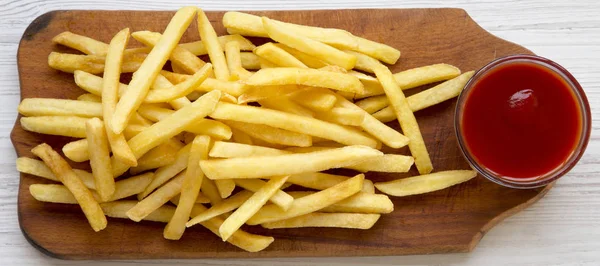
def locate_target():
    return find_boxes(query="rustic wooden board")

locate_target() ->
[12,9,552,259]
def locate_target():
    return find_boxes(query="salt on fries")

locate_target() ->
[18,7,476,252]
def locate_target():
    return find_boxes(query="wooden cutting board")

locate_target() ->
[12,8,552,259]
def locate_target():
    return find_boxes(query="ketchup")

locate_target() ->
[460,61,582,179]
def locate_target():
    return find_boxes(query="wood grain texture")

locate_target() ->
[12,8,551,259]
[1,1,599,265]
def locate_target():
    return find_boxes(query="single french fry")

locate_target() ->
[201,177,222,205]
[51,31,150,56]
[224,12,358,50]
[62,139,90,162]
[231,128,254,145]
[262,17,356,69]
[200,145,382,180]
[77,93,102,103]
[290,88,337,112]
[160,70,189,84]
[314,107,365,126]
[31,143,106,231]
[247,174,364,225]
[210,102,377,147]
[21,116,89,138]
[320,192,393,214]
[111,7,197,134]
[254,43,307,68]
[375,170,477,197]
[219,175,288,241]
[138,143,191,200]
[30,172,154,204]
[127,172,185,222]
[130,141,180,175]
[144,63,212,103]
[262,212,380,229]
[86,118,115,201]
[404,71,475,112]
[215,179,236,199]
[347,154,414,173]
[241,52,261,70]
[103,28,138,167]
[362,179,375,193]
[164,135,210,240]
[246,68,363,94]
[17,157,96,189]
[131,31,207,74]
[226,41,253,81]
[258,96,314,118]
[48,52,146,74]
[197,8,230,81]
[186,190,253,227]
[18,98,102,118]
[239,85,304,104]
[234,179,294,210]
[223,120,312,147]
[179,34,256,56]
[209,141,290,158]
[137,105,232,140]
[52,31,109,55]
[351,36,400,65]
[355,95,389,114]
[273,43,328,68]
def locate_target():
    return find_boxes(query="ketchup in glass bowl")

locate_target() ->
[455,55,591,188]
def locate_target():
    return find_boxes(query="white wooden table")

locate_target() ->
[1,0,599,265]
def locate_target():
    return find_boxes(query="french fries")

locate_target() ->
[102,28,138,167]
[86,118,115,201]
[131,31,207,74]
[210,102,378,147]
[226,41,253,81]
[262,17,356,70]
[219,175,289,241]
[254,43,308,68]
[22,8,481,252]
[198,8,230,81]
[223,120,312,147]
[234,179,294,210]
[164,135,210,240]
[111,7,197,134]
[186,190,253,226]
[21,116,89,138]
[18,98,102,118]
[31,143,107,231]
[179,34,256,56]
[209,141,289,158]
[200,145,382,180]
[262,213,380,229]
[247,174,364,225]
[375,170,478,197]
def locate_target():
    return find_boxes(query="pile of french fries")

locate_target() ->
[16,7,478,252]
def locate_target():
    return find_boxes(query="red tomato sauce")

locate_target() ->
[461,61,582,179]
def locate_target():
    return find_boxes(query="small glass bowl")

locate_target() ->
[454,54,591,189]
